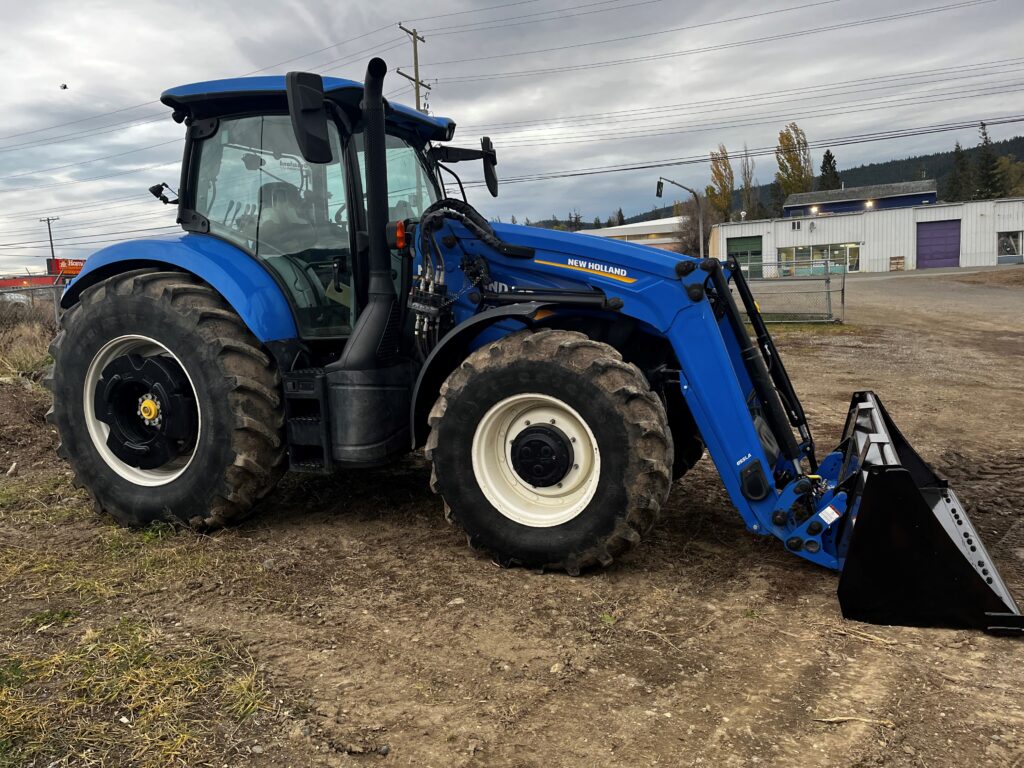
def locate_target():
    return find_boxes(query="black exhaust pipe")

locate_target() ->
[336,57,397,370]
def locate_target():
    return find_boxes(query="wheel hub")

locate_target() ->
[137,394,161,425]
[92,352,197,470]
[510,423,574,487]
[471,393,601,528]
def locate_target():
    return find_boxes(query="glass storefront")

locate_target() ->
[776,243,860,276]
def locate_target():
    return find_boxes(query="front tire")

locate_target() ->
[426,329,673,574]
[47,269,285,528]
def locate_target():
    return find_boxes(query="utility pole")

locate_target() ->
[398,24,430,112]
[39,216,59,260]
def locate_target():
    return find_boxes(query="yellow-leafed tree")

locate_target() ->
[705,144,734,221]
[774,122,814,198]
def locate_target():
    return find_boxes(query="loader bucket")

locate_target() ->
[835,392,1023,634]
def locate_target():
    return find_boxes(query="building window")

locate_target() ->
[998,231,1023,263]
[791,220,801,231]
[775,243,859,276]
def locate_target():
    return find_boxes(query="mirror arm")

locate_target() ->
[427,145,495,164]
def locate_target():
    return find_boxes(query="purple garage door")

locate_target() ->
[916,220,961,269]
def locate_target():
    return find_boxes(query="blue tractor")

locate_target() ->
[48,59,1021,633]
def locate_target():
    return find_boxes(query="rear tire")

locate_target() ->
[46,269,285,528]
[426,329,673,573]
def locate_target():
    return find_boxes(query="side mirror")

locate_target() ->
[481,136,498,198]
[285,71,333,164]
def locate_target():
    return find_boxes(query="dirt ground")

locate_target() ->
[1,266,1022,767]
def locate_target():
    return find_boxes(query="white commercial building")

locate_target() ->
[587,215,686,251]
[709,198,1024,276]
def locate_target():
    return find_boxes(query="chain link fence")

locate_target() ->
[0,285,62,374]
[735,260,846,323]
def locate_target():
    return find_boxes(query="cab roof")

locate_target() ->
[160,75,456,143]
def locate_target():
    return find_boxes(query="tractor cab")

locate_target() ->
[160,76,453,340]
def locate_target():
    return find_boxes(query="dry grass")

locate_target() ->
[947,265,1024,288]
[0,476,243,605]
[0,310,55,375]
[0,617,269,767]
[0,470,278,766]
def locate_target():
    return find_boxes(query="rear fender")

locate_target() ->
[61,234,298,342]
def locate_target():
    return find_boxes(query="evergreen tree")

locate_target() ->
[768,181,785,218]
[943,141,972,201]
[974,122,1006,200]
[510,214,517,224]
[818,149,841,190]
[593,216,602,228]
[615,207,625,226]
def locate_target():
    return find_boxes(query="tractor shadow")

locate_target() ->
[240,451,834,612]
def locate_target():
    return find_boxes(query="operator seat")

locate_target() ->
[258,181,315,254]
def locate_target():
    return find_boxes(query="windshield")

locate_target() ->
[354,132,439,220]
[192,115,353,338]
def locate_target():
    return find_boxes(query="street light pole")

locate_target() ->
[656,177,704,260]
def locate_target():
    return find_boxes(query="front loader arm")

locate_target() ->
[669,258,1021,633]
[667,260,835,564]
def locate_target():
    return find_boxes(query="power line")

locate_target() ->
[0,140,182,182]
[0,207,175,237]
[460,57,1024,132]
[0,194,157,222]
[238,24,396,76]
[494,80,1024,148]
[0,100,161,143]
[404,0,545,23]
[0,161,179,197]
[0,224,180,249]
[461,114,1024,187]
[418,0,843,67]
[421,0,653,35]
[0,113,168,155]
[0,229,183,254]
[434,0,997,83]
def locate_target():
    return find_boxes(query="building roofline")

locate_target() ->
[712,195,1024,230]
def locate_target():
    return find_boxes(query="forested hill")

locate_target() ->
[836,134,1024,188]
[608,134,1024,225]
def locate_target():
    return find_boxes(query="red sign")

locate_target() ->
[47,258,86,276]
[0,275,59,289]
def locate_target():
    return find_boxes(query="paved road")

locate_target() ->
[843,264,1022,331]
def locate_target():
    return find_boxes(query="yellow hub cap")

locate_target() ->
[139,399,159,421]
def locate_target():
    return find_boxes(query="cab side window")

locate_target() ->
[192,116,355,338]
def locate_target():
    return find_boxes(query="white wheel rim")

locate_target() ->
[471,393,601,527]
[82,334,201,487]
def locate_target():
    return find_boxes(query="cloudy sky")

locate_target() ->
[0,0,1021,273]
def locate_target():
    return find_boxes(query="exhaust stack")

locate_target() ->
[336,57,398,370]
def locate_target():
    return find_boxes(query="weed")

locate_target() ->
[0,616,269,767]
[20,608,77,631]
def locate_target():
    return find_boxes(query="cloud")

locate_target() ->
[0,0,1019,273]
